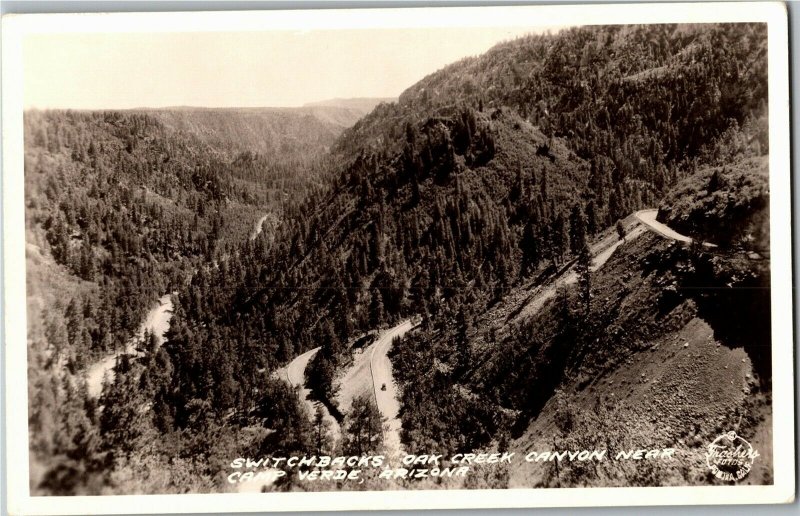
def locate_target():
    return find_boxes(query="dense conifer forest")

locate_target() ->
[25,23,771,493]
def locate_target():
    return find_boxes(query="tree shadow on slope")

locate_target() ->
[679,248,772,388]
[640,241,772,388]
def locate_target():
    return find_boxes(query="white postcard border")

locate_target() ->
[3,3,793,514]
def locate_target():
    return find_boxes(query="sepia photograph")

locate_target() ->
[2,3,793,514]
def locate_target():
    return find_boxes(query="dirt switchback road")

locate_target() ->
[515,224,646,322]
[86,294,173,398]
[280,319,417,460]
[635,208,718,248]
[250,214,269,241]
[516,208,707,323]
[369,319,418,461]
[635,209,693,242]
[280,346,341,444]
[285,347,320,388]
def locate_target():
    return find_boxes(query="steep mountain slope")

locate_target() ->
[391,173,770,488]
[657,156,769,250]
[192,22,768,411]
[505,211,770,487]
[29,22,771,494]
[339,24,766,174]
[23,106,362,495]
[25,109,242,494]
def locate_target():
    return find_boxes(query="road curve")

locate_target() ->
[86,294,173,398]
[278,319,418,459]
[635,209,717,248]
[281,346,341,445]
[285,347,320,388]
[518,209,708,323]
[516,224,646,322]
[635,209,692,242]
[250,214,269,241]
[369,319,418,460]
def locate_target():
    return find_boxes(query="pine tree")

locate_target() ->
[551,213,568,265]
[344,394,384,455]
[64,298,83,349]
[99,365,146,456]
[313,405,333,456]
[568,204,587,256]
[369,291,385,328]
[616,220,626,241]
[454,307,471,374]
[585,200,598,235]
[708,168,722,192]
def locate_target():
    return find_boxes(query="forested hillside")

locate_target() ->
[160,22,767,440]
[657,156,769,250]
[26,23,771,494]
[24,107,355,494]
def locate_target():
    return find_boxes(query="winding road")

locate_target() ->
[634,209,692,242]
[250,214,269,241]
[515,223,647,322]
[516,208,703,322]
[636,209,717,248]
[86,294,174,398]
[285,347,320,388]
[281,319,417,459]
[369,320,418,460]
[280,346,341,444]
[275,209,706,464]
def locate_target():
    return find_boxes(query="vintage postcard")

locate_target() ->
[2,3,793,514]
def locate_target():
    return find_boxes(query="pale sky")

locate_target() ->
[24,27,560,109]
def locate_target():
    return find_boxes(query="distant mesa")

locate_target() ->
[304,97,397,113]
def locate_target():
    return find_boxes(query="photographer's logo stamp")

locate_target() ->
[706,431,759,481]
